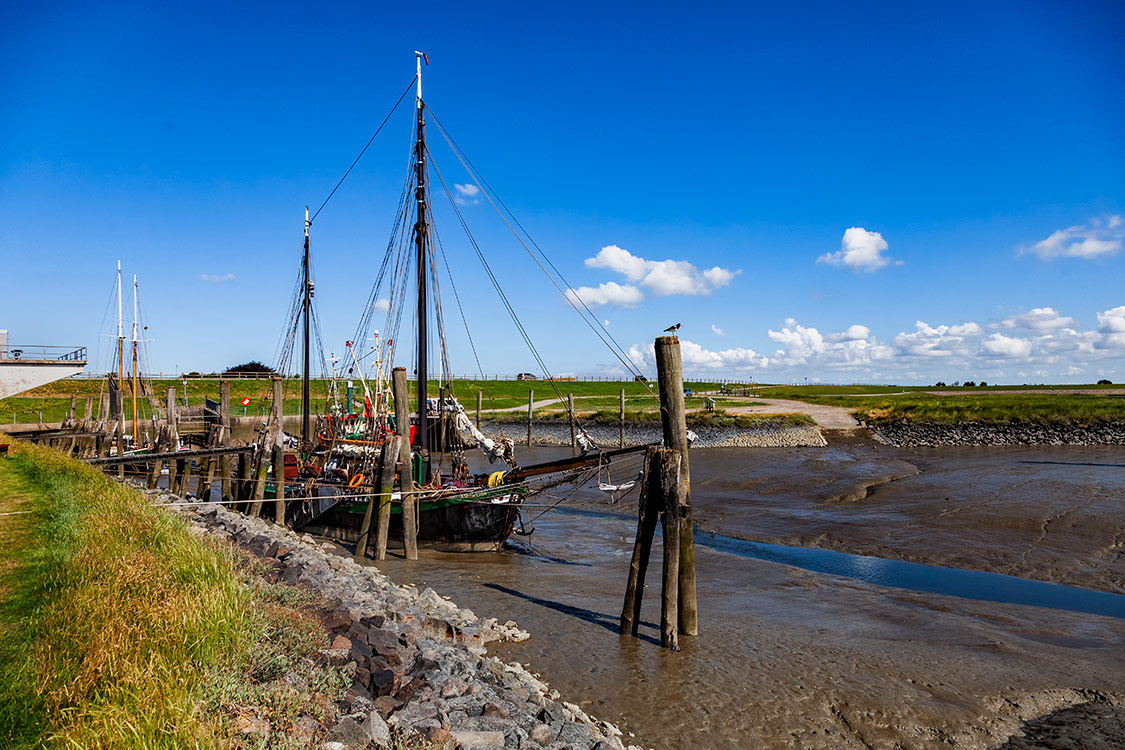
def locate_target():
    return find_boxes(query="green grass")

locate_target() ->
[790,393,1124,424]
[0,438,355,748]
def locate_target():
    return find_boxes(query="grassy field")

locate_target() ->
[0,438,355,748]
[6,377,1122,425]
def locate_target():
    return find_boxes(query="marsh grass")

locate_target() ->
[0,438,351,748]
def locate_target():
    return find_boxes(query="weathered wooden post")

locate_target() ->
[236,451,252,510]
[526,388,534,446]
[568,393,576,447]
[655,335,697,637]
[85,396,93,420]
[115,386,126,479]
[220,379,232,502]
[271,443,285,524]
[68,396,76,421]
[657,448,682,650]
[166,387,179,451]
[146,426,165,489]
[619,388,626,448]
[272,376,284,448]
[620,447,657,636]
[248,447,267,518]
[356,436,396,561]
[392,367,417,560]
[476,390,482,429]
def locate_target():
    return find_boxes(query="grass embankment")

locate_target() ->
[2,378,735,424]
[0,438,349,748]
[765,390,1124,425]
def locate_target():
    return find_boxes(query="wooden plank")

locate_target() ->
[657,448,681,650]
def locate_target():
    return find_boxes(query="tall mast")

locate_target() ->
[302,206,311,446]
[116,260,124,396]
[413,51,429,454]
[131,274,139,446]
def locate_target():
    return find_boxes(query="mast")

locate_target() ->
[302,206,311,446]
[413,51,429,454]
[116,260,124,410]
[131,274,139,446]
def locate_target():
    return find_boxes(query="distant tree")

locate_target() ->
[934,381,947,387]
[1098,378,1112,385]
[979,381,988,387]
[223,360,276,375]
[963,381,976,387]
[953,381,961,387]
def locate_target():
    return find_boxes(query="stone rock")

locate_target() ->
[282,671,307,689]
[371,668,399,697]
[373,695,402,716]
[453,729,506,749]
[529,723,553,746]
[325,610,355,632]
[440,677,469,698]
[331,634,353,650]
[363,710,392,746]
[291,715,319,744]
[423,725,457,749]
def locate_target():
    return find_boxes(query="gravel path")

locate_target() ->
[718,397,860,429]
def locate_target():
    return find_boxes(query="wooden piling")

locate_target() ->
[620,447,658,636]
[655,335,697,637]
[146,426,165,489]
[68,396,76,421]
[619,388,626,448]
[526,388,534,446]
[271,376,284,448]
[236,451,252,509]
[85,396,93,420]
[657,448,682,650]
[220,380,232,502]
[356,435,396,561]
[568,393,576,447]
[248,447,267,517]
[271,443,285,524]
[476,390,482,429]
[114,387,126,479]
[392,367,417,560]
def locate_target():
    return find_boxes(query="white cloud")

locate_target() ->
[585,245,739,297]
[454,183,481,205]
[818,227,896,272]
[565,282,643,308]
[995,307,1076,331]
[603,319,610,327]
[893,320,981,358]
[200,273,235,282]
[373,298,390,313]
[1096,306,1125,350]
[981,333,1032,358]
[1023,215,1124,260]
[711,325,724,336]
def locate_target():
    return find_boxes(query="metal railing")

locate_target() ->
[0,345,87,362]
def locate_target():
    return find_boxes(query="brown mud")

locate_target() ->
[369,445,1124,749]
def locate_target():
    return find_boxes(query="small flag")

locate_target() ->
[422,53,429,66]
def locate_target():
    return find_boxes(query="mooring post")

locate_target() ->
[357,436,397,561]
[166,386,179,450]
[619,388,626,448]
[568,393,576,447]
[146,426,165,489]
[620,447,658,636]
[220,379,232,502]
[68,396,76,422]
[655,334,697,636]
[115,386,126,478]
[85,396,93,420]
[392,367,418,560]
[236,451,252,510]
[248,446,267,517]
[527,388,534,446]
[271,376,284,448]
[271,443,285,524]
[476,390,482,429]
[657,448,682,650]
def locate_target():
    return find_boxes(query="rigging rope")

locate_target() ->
[309,75,417,225]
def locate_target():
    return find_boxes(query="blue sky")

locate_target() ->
[2,0,1123,384]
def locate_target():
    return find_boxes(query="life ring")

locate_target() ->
[348,473,365,488]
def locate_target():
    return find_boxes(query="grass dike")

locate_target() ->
[0,438,355,748]
[0,438,643,750]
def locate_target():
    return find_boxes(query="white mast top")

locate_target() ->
[116,260,123,340]
[132,275,138,342]
[415,50,423,105]
[305,205,310,237]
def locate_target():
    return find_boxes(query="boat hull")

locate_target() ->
[290,487,523,552]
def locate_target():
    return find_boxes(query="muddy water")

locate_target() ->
[372,446,1125,749]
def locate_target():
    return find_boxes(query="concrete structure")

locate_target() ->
[0,332,87,398]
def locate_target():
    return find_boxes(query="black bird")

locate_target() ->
[664,323,682,332]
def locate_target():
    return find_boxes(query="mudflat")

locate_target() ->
[372,445,1125,749]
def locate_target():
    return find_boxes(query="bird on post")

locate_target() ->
[664,323,682,332]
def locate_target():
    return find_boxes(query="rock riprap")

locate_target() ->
[167,494,644,750]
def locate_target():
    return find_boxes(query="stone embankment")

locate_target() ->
[483,420,826,448]
[875,420,1125,447]
[167,494,644,750]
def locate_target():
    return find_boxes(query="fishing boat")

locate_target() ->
[277,53,649,551]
